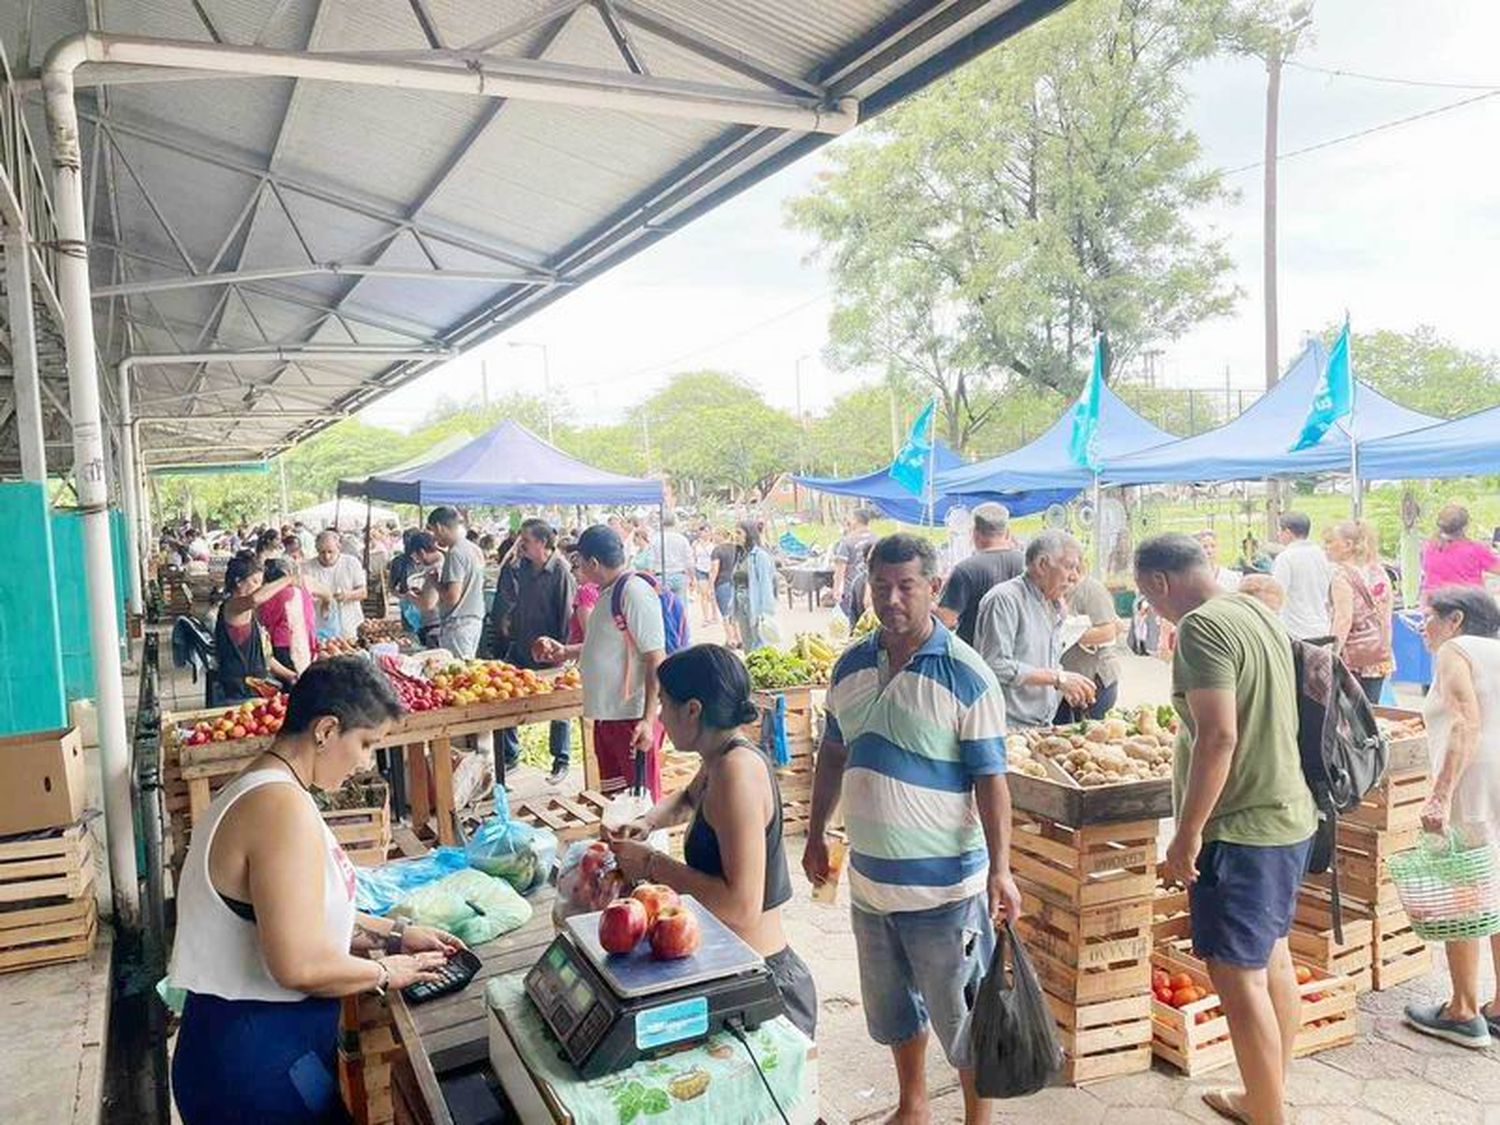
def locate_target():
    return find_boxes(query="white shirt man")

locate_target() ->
[1271,514,1333,641]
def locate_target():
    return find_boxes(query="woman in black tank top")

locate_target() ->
[606,645,817,1039]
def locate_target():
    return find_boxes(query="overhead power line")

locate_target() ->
[1224,89,1500,176]
[1286,60,1500,92]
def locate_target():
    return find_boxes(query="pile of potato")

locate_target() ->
[1011,706,1178,787]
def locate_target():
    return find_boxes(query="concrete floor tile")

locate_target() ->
[1285,1058,1366,1106]
[1421,1053,1500,1102]
[1356,1078,1484,1125]
[1290,1107,1399,1125]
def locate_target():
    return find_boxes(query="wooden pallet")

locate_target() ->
[1044,990,1152,1085]
[0,825,99,974]
[1343,768,1431,833]
[1372,908,1432,990]
[323,804,392,868]
[1150,949,1234,1076]
[511,790,609,845]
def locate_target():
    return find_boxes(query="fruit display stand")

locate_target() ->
[172,682,588,850]
[1012,812,1161,1084]
[0,823,99,975]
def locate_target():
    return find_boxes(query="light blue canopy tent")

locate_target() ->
[935,381,1177,498]
[794,444,1072,524]
[1357,404,1500,480]
[1101,341,1443,486]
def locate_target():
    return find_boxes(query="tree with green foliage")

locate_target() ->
[633,371,799,501]
[1330,324,1500,420]
[787,0,1239,452]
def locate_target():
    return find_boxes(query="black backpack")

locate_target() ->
[1290,639,1388,941]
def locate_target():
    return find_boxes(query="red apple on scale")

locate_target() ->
[649,905,702,961]
[598,898,649,955]
[630,883,680,928]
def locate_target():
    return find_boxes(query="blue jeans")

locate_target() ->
[850,894,994,1068]
[499,720,571,770]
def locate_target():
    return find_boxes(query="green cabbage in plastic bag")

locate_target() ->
[389,868,533,946]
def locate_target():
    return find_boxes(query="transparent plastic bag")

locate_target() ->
[971,924,1064,1099]
[465,785,558,895]
[552,838,628,927]
[354,847,469,915]
[390,868,533,946]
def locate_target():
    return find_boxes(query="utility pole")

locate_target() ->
[509,341,554,442]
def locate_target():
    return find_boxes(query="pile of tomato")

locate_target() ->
[1153,968,1223,1025]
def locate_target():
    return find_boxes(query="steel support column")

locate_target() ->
[115,361,144,614]
[4,227,47,481]
[43,40,139,926]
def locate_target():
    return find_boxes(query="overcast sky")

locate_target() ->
[359,0,1500,434]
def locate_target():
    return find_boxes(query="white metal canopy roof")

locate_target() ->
[0,0,1065,473]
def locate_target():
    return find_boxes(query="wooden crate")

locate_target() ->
[1373,706,1428,775]
[1045,991,1153,1085]
[1294,964,1359,1057]
[1343,768,1431,833]
[511,790,610,845]
[1290,897,1374,993]
[1008,771,1173,827]
[750,687,818,760]
[323,804,393,868]
[1372,907,1432,991]
[1153,886,1192,946]
[1303,824,1420,914]
[0,824,99,974]
[659,750,699,798]
[1150,949,1233,1076]
[1011,815,1159,911]
[339,993,402,1125]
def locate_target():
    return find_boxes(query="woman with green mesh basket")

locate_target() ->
[1398,586,1500,1049]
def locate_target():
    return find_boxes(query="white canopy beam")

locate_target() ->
[93,262,559,298]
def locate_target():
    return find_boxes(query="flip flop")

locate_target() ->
[1202,1089,1251,1124]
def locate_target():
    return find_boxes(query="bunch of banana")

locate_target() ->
[793,633,838,683]
[851,606,879,640]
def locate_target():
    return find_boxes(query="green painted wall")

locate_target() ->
[0,483,68,733]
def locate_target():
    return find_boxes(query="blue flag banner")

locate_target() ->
[889,399,938,497]
[1068,337,1105,471]
[1291,320,1352,452]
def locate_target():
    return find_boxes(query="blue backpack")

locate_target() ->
[611,571,690,656]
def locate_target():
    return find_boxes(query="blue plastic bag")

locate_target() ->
[355,847,469,915]
[760,694,790,766]
[465,785,557,895]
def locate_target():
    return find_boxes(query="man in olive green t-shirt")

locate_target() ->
[1136,533,1315,1125]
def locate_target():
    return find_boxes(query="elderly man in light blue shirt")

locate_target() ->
[975,530,1097,727]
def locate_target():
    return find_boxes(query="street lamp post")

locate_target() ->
[508,340,554,442]
[794,354,811,515]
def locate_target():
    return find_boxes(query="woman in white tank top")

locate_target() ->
[1405,587,1500,1050]
[169,657,462,1124]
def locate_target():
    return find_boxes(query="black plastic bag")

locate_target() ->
[970,923,1064,1099]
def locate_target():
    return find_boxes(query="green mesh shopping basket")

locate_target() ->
[1387,831,1500,942]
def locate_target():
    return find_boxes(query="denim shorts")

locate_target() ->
[1190,837,1314,969]
[850,895,993,1068]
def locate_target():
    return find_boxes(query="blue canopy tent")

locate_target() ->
[1357,405,1500,481]
[793,443,1067,524]
[340,419,663,507]
[935,381,1177,498]
[1102,341,1443,486]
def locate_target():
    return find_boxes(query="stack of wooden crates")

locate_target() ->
[1296,709,1432,992]
[0,728,98,974]
[1012,812,1161,1084]
[749,686,818,836]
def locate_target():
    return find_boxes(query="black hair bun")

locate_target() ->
[735,700,760,726]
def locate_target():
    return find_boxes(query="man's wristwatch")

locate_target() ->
[384,920,407,956]
[1052,669,1064,688]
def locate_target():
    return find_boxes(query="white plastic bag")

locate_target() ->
[602,792,670,853]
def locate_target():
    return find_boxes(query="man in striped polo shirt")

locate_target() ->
[804,534,1020,1125]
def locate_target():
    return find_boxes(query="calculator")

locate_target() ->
[402,949,482,1005]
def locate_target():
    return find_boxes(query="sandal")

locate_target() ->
[1202,1089,1251,1124]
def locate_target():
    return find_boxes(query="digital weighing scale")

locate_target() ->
[522,896,784,1079]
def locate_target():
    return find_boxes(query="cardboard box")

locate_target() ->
[0,727,86,836]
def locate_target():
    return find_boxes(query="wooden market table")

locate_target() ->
[388,892,559,1125]
[175,686,591,847]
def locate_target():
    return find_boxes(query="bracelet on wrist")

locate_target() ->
[372,960,390,996]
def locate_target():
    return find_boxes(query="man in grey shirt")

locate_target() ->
[647,512,696,600]
[427,506,487,658]
[975,530,1096,727]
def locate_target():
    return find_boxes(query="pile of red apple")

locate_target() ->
[598,883,702,961]
[181,695,287,745]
